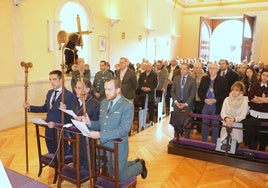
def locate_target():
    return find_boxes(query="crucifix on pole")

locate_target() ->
[57,14,92,73]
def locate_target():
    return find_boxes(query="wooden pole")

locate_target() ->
[60,42,67,124]
[72,64,92,187]
[60,63,66,124]
[225,127,232,156]
[20,61,33,173]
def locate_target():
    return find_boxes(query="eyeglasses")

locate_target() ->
[208,67,218,70]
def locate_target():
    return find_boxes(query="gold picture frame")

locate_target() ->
[98,36,106,51]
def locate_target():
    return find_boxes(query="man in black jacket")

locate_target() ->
[218,59,239,93]
[198,63,228,143]
[137,62,158,124]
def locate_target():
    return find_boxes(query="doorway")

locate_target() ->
[210,20,243,63]
[199,15,255,63]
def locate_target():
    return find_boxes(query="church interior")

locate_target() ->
[1,0,268,187]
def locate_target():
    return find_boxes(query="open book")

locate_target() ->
[59,108,77,118]
[71,119,91,137]
[30,118,48,125]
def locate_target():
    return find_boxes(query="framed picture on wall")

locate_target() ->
[98,36,106,51]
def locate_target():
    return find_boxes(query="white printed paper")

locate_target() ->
[71,119,90,137]
[59,109,77,118]
[0,160,12,188]
[30,118,48,125]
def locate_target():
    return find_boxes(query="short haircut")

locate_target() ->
[180,62,190,69]
[208,62,219,69]
[157,60,163,64]
[49,70,62,79]
[100,60,108,66]
[106,77,122,89]
[260,68,268,74]
[120,57,128,62]
[219,59,229,65]
[231,81,246,94]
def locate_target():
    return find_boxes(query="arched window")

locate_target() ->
[60,2,88,62]
[55,0,94,69]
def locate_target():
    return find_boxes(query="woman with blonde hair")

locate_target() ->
[220,81,248,145]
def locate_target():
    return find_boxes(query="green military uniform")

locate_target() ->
[93,70,113,101]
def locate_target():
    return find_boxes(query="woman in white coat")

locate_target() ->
[220,81,248,145]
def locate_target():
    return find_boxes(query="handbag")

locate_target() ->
[180,111,193,129]
[169,111,193,129]
[215,136,238,154]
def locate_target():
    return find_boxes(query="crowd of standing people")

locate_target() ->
[23,56,268,182]
[68,57,268,152]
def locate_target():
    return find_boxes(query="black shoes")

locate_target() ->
[135,158,147,179]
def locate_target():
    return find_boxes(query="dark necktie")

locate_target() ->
[51,90,58,106]
[179,76,186,101]
[107,101,113,113]
[182,76,186,86]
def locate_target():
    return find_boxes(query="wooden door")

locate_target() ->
[241,14,255,61]
[198,17,212,60]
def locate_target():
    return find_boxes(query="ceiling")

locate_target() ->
[180,0,222,3]
[173,0,268,8]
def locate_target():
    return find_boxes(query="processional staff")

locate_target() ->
[21,61,33,173]
[60,56,67,124]
[72,64,92,187]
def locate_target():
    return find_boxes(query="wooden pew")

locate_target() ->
[133,94,150,133]
[168,113,268,173]
[155,90,166,122]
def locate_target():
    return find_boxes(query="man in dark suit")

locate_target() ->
[137,62,158,124]
[115,57,138,102]
[166,58,180,114]
[170,63,197,141]
[69,78,100,170]
[84,77,147,181]
[23,70,75,155]
[218,59,239,93]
